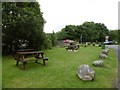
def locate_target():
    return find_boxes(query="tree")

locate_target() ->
[51,31,57,46]
[2,2,45,54]
[57,25,78,40]
[80,22,97,42]
[95,23,109,42]
[109,30,118,42]
[56,28,68,40]
[57,21,109,42]
[118,30,120,44]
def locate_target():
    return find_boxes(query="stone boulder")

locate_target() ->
[99,53,107,59]
[93,60,104,67]
[102,49,109,55]
[77,64,95,81]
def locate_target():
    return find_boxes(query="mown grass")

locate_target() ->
[2,46,118,88]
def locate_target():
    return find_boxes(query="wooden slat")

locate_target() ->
[16,51,44,55]
[15,49,35,52]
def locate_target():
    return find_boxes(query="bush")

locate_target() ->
[102,44,105,49]
[44,39,52,49]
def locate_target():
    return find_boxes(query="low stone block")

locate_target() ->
[99,53,107,59]
[93,60,104,67]
[77,64,95,81]
[102,49,109,55]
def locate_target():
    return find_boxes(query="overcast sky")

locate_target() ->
[38,0,119,33]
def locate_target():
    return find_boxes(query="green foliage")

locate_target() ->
[101,43,105,49]
[43,35,52,49]
[51,31,57,46]
[2,2,46,54]
[109,30,118,42]
[56,29,68,40]
[46,31,57,47]
[57,21,109,42]
[118,30,120,44]
[94,23,109,42]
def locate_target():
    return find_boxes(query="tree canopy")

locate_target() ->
[109,30,119,43]
[57,21,109,42]
[2,2,46,54]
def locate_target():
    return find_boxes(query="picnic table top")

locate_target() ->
[16,51,44,55]
[15,49,36,52]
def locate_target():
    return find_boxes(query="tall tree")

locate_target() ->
[95,23,109,42]
[2,2,45,54]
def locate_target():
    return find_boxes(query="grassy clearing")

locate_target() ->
[2,46,118,88]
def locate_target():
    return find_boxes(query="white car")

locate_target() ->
[104,41,114,45]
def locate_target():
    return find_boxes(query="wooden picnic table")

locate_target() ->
[15,51,48,70]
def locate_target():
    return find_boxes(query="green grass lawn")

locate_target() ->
[2,46,118,88]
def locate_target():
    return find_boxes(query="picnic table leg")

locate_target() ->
[35,60,38,63]
[16,60,19,66]
[23,62,27,70]
[35,53,40,63]
[43,60,45,66]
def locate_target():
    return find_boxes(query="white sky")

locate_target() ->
[38,0,119,33]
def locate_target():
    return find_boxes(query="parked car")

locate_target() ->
[104,41,114,45]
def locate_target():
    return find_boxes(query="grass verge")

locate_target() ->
[2,46,118,88]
